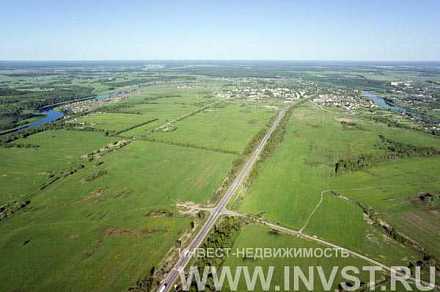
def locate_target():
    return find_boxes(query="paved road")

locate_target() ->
[158,104,291,292]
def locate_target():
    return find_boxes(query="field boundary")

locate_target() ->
[150,100,221,134]
[256,219,438,289]
[157,103,293,291]
[138,137,239,155]
[113,118,158,135]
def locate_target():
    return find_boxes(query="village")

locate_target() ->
[312,89,376,111]
[59,89,131,114]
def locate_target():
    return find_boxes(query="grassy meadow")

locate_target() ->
[328,157,440,258]
[221,224,401,291]
[150,102,276,154]
[0,140,236,291]
[232,102,440,267]
[74,86,219,135]
[0,130,115,203]
[1,79,439,291]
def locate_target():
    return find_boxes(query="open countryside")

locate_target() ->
[1,1,440,291]
[1,61,439,291]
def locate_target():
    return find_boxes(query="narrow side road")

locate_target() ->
[158,103,292,292]
[258,219,438,290]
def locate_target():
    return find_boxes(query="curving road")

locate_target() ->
[158,103,292,292]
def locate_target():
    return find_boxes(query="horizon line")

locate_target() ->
[1,59,440,63]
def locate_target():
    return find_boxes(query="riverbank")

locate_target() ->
[0,109,64,136]
[363,90,405,113]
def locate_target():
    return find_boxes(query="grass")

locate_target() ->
[15,113,46,126]
[0,83,252,291]
[221,224,393,292]
[149,102,276,154]
[75,86,218,135]
[0,129,115,203]
[304,193,420,265]
[0,140,236,291]
[233,102,440,267]
[75,112,159,133]
[129,86,216,105]
[329,157,440,258]
[2,85,438,291]
[120,103,200,136]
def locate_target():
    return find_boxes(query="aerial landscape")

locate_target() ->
[1,1,439,292]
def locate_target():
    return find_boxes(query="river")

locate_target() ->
[0,109,65,136]
[362,90,405,113]
[28,109,64,128]
[1,92,118,136]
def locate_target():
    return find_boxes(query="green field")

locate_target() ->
[221,224,402,291]
[124,85,219,105]
[0,83,285,291]
[1,60,440,292]
[329,157,440,259]
[74,86,219,135]
[150,102,276,153]
[0,140,236,291]
[232,102,440,268]
[75,112,160,133]
[0,130,115,203]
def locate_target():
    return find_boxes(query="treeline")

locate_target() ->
[334,135,440,174]
[0,199,31,222]
[63,123,107,134]
[417,192,440,208]
[371,115,414,131]
[113,119,158,136]
[130,217,242,292]
[81,139,131,162]
[261,99,308,160]
[144,137,239,155]
[378,134,440,158]
[209,107,281,203]
[245,100,307,188]
[101,78,151,87]
[371,111,440,137]
[100,102,139,114]
[143,94,181,102]
[0,88,28,96]
[355,200,439,272]
[173,101,219,123]
[334,154,375,174]
[0,121,64,144]
[1,143,39,149]
[186,217,242,291]
[0,85,94,130]
[0,85,93,108]
[40,164,85,190]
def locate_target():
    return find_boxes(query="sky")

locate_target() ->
[1,0,439,61]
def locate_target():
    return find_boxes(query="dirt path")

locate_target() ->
[257,218,438,290]
[299,189,331,233]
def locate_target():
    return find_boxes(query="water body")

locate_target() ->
[95,93,111,100]
[362,91,405,113]
[2,93,113,135]
[0,109,64,136]
[28,109,64,128]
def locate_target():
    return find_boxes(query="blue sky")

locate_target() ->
[1,0,439,60]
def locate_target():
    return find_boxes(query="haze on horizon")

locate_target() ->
[1,0,439,61]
